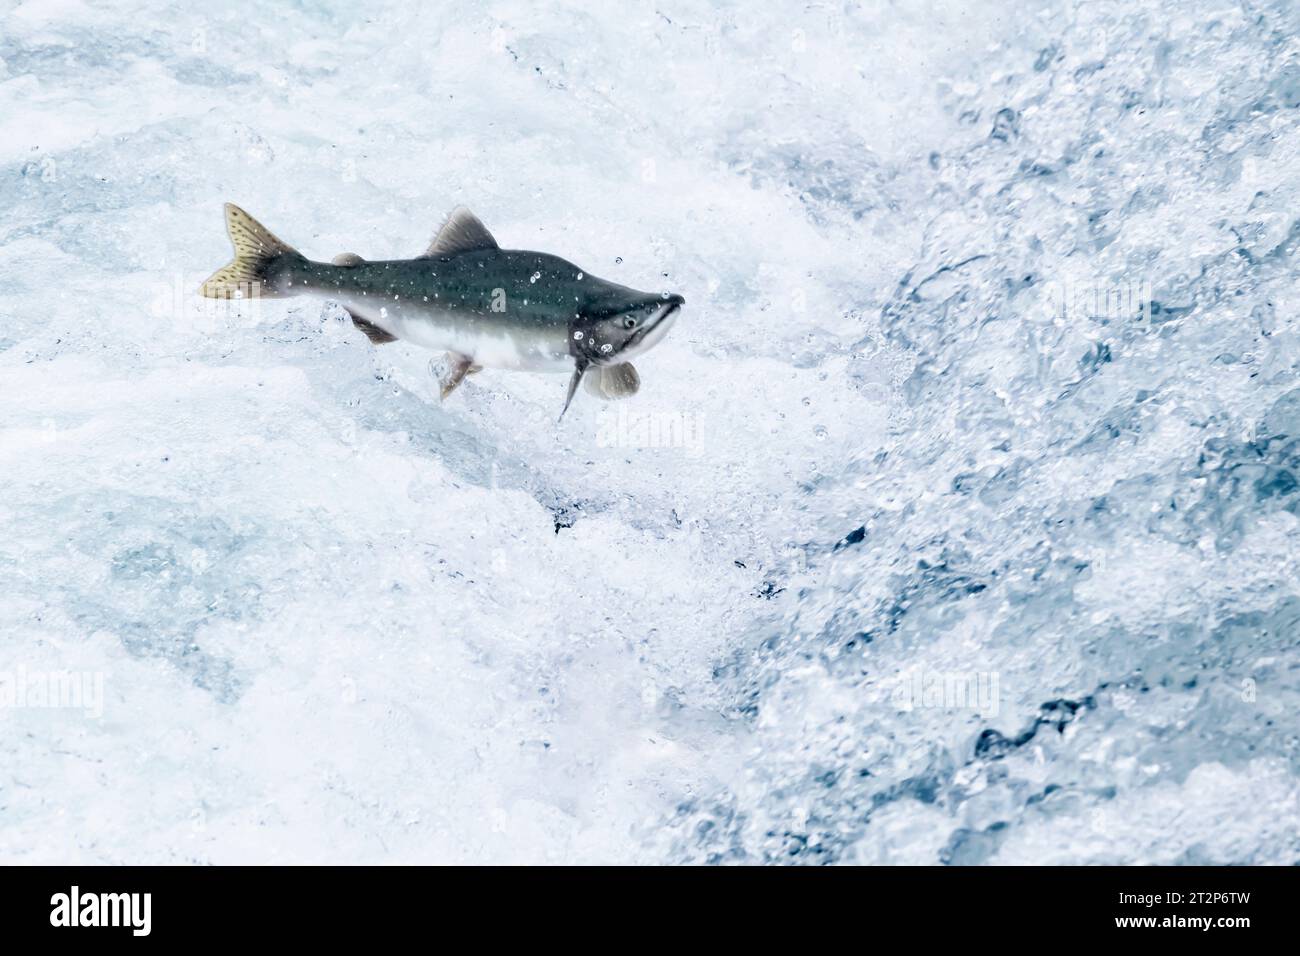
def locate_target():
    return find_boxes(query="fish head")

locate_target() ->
[570,290,684,366]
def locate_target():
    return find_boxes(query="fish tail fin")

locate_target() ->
[199,203,301,298]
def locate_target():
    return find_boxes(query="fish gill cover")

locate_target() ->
[0,0,1298,864]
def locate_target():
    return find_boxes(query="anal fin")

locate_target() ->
[349,311,397,345]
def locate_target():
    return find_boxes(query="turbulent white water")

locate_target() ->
[2,0,1299,864]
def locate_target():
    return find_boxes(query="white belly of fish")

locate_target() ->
[354,301,573,372]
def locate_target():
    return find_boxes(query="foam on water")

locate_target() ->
[2,0,1298,863]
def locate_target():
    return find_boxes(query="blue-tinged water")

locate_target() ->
[1,0,1297,863]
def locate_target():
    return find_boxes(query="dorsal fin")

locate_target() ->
[332,252,365,266]
[421,207,498,258]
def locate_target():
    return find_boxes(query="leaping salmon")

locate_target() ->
[200,204,683,418]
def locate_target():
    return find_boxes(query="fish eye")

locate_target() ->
[622,317,638,330]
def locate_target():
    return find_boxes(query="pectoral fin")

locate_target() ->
[559,362,588,420]
[583,362,640,399]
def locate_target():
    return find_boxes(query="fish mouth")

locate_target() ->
[619,295,683,360]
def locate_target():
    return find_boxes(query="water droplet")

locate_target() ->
[814,425,828,440]
[530,271,541,283]
[576,272,584,280]
[573,330,584,340]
